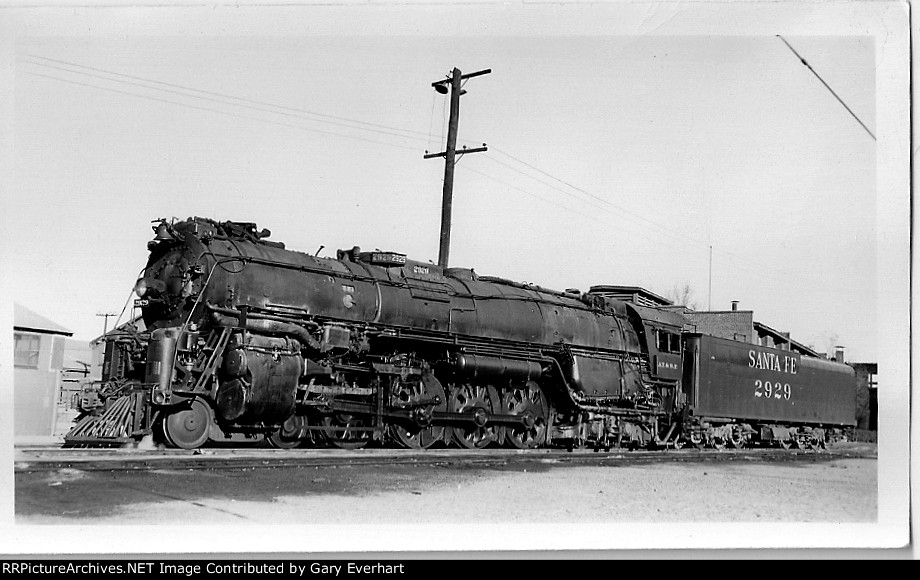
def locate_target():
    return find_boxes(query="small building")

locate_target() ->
[682,301,820,357]
[13,304,72,438]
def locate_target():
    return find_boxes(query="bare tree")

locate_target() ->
[664,283,698,310]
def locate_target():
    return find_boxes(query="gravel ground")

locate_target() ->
[17,454,876,525]
[15,416,882,553]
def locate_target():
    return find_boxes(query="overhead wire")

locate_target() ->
[776,35,876,141]
[24,54,433,141]
[24,71,418,152]
[428,90,437,152]
[457,163,704,252]
[21,53,485,151]
[456,161,843,302]
[482,149,708,250]
[21,56,428,145]
[470,152,852,293]
[20,54,855,295]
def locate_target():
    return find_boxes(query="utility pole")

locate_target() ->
[96,312,116,337]
[425,67,490,268]
[708,245,712,311]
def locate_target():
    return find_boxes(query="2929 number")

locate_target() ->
[754,379,791,400]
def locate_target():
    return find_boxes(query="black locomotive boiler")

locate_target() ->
[66,217,856,450]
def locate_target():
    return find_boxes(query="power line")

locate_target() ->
[483,149,709,250]
[776,35,876,141]
[460,164,626,229]
[24,71,418,152]
[485,147,855,289]
[466,153,852,294]
[459,162,849,298]
[23,54,434,141]
[21,56,429,145]
[22,54,856,296]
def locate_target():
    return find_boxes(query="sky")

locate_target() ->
[2,3,892,363]
[0,0,911,555]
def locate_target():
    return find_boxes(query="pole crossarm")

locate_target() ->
[423,146,488,160]
[431,68,492,91]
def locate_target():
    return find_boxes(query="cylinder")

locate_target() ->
[455,354,542,381]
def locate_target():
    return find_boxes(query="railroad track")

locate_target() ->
[14,443,876,473]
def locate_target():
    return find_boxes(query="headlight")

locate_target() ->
[135,277,166,298]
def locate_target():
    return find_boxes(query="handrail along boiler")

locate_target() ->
[66,217,856,450]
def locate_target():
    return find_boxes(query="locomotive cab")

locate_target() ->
[623,303,686,382]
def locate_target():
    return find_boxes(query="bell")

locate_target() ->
[154,222,173,241]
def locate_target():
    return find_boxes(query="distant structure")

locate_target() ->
[13,304,72,438]
[89,314,146,378]
[590,285,674,309]
[681,300,820,357]
[592,289,820,356]
[850,362,878,431]
[60,337,100,408]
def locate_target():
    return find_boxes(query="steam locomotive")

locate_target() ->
[66,216,856,450]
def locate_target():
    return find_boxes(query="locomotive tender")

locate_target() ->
[66,216,856,450]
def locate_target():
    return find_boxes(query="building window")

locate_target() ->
[14,332,41,368]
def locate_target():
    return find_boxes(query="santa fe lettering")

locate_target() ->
[748,350,797,374]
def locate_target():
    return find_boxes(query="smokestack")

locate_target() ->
[834,346,845,362]
[731,301,739,311]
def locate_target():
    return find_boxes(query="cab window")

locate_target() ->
[655,329,680,353]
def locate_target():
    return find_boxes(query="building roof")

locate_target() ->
[13,303,73,336]
[753,320,820,358]
[589,285,674,308]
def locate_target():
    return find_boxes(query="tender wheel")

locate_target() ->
[162,398,213,450]
[710,437,726,450]
[387,373,447,449]
[448,383,500,449]
[689,431,705,450]
[321,413,371,449]
[502,381,551,449]
[268,414,307,449]
[728,427,746,449]
[779,438,793,450]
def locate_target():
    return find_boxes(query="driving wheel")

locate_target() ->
[502,381,550,449]
[321,412,372,449]
[268,414,308,449]
[387,373,447,449]
[448,382,500,449]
